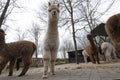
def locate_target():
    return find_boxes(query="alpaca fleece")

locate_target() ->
[105,13,120,54]
[0,29,36,77]
[42,2,59,78]
[85,34,100,64]
[101,42,117,62]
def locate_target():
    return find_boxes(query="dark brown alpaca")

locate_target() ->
[105,13,120,54]
[0,29,36,77]
[85,34,100,64]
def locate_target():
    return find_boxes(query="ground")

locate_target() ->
[1,60,120,80]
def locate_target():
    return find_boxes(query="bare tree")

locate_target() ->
[14,27,27,41]
[77,0,116,47]
[37,0,116,64]
[62,38,73,63]
[61,0,83,64]
[0,0,10,28]
[0,0,24,29]
[77,36,88,49]
[28,22,43,58]
[77,0,116,31]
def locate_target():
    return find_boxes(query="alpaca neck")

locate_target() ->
[47,18,58,33]
[89,39,96,49]
[89,39,98,55]
[90,41,95,48]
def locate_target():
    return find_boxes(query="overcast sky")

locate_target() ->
[6,0,120,28]
[4,0,120,47]
[2,0,120,58]
[4,0,119,43]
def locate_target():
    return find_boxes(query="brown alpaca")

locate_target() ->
[42,2,59,78]
[85,34,100,64]
[0,29,36,77]
[105,13,120,54]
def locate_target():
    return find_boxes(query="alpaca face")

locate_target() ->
[48,2,59,21]
[0,29,5,38]
[0,29,5,50]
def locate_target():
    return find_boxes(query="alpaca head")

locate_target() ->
[0,29,5,50]
[0,29,5,37]
[48,2,60,21]
[87,34,96,50]
[87,34,93,42]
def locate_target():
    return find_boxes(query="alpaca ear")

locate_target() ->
[48,2,51,6]
[57,3,59,7]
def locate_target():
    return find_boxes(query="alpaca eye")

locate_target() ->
[49,10,51,12]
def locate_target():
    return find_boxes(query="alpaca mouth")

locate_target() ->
[52,13,56,16]
[52,11,56,16]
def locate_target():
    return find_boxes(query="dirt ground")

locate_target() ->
[1,60,120,80]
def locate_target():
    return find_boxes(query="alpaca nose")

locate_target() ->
[52,11,56,16]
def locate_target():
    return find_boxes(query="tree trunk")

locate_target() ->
[72,29,79,64]
[35,32,38,58]
[68,0,79,64]
[0,0,10,28]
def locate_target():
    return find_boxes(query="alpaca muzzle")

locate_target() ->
[52,11,56,16]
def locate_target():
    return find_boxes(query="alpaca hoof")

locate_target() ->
[42,75,47,79]
[8,74,12,76]
[18,74,24,77]
[92,62,96,64]
[18,75,22,77]
[52,73,56,75]
[98,62,100,64]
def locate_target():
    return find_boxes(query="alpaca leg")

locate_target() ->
[94,55,100,64]
[82,51,88,63]
[0,61,8,74]
[113,49,117,59]
[83,55,88,63]
[8,58,16,76]
[103,53,106,61]
[18,65,30,77]
[16,58,21,71]
[105,56,109,62]
[50,59,55,75]
[18,57,31,77]
[43,59,50,78]
[2,64,7,73]
[107,56,110,62]
[89,54,95,63]
[50,50,57,75]
[42,50,50,78]
[108,56,112,62]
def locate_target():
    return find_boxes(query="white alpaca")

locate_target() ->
[82,49,89,63]
[42,2,60,78]
[101,42,117,62]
